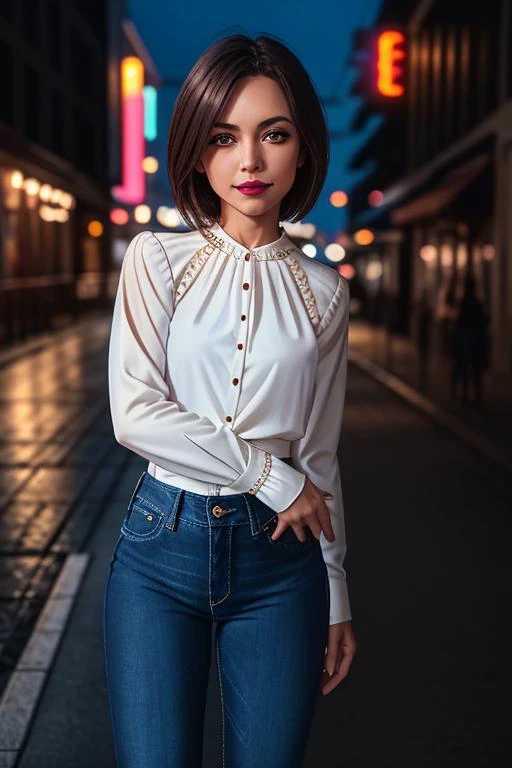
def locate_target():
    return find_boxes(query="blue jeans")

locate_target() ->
[103,470,330,768]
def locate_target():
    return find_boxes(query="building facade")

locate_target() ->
[349,0,512,373]
[0,0,117,345]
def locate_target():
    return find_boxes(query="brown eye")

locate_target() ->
[265,130,289,142]
[209,134,234,146]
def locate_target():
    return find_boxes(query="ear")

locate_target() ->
[297,150,306,168]
[195,160,205,173]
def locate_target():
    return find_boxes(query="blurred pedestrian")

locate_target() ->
[417,287,433,379]
[436,272,459,359]
[450,272,489,406]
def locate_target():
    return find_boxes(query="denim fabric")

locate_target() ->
[102,470,330,768]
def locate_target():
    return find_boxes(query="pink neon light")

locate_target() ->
[112,93,145,204]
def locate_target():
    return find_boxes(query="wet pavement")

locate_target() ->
[0,312,510,766]
[0,313,124,700]
[348,317,512,466]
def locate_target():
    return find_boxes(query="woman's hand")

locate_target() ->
[270,476,357,693]
[320,620,357,695]
[270,475,336,543]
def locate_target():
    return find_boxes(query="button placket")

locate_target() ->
[225,252,253,427]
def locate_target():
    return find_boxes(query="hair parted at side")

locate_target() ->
[167,33,329,235]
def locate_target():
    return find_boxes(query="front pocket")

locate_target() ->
[121,496,165,541]
[262,514,317,550]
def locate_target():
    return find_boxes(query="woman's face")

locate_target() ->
[196,75,305,224]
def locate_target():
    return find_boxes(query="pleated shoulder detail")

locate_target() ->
[283,254,322,335]
[174,243,216,307]
[316,275,346,336]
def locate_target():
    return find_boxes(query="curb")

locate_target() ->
[348,349,512,478]
[0,553,91,767]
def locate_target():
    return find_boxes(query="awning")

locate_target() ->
[391,153,490,226]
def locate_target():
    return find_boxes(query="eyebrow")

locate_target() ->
[212,115,295,130]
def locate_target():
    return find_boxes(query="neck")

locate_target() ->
[217,206,282,250]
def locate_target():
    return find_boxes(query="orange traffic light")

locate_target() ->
[376,30,406,97]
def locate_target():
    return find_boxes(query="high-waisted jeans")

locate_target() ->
[102,469,330,768]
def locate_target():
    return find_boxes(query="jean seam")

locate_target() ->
[216,638,226,768]
[133,496,164,515]
[208,515,213,618]
[103,533,123,766]
[210,525,232,607]
[121,524,164,541]
[177,517,249,529]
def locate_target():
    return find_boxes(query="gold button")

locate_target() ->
[232,378,239,385]
[242,282,249,290]
[212,505,225,517]
[237,343,243,349]
[226,415,232,422]
[245,253,251,260]
[241,314,246,321]
[146,514,153,521]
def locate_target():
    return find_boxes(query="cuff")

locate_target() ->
[226,445,306,512]
[254,454,306,513]
[226,442,268,494]
[327,575,352,625]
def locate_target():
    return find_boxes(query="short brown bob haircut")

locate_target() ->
[167,33,329,235]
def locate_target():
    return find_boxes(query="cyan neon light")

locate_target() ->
[143,85,157,141]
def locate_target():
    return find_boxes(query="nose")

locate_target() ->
[239,140,263,172]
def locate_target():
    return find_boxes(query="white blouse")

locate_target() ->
[108,220,351,625]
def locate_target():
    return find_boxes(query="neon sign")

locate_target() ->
[112,57,146,204]
[376,30,406,97]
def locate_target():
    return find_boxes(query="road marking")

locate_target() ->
[0,554,90,763]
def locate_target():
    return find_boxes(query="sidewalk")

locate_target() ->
[347,318,512,474]
[0,310,108,368]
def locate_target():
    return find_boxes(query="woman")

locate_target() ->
[104,33,357,768]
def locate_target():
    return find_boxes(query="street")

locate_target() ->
[0,314,508,766]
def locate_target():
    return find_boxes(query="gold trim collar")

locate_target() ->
[202,221,295,261]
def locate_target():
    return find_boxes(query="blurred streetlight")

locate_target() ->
[330,190,349,208]
[354,228,375,245]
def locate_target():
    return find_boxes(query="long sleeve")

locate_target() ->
[290,275,352,625]
[108,231,306,512]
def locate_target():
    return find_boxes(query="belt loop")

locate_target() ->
[127,471,146,509]
[242,493,274,536]
[242,493,258,535]
[165,488,184,532]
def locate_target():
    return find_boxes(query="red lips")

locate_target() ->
[235,180,271,189]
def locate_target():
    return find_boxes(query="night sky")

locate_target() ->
[127,0,383,240]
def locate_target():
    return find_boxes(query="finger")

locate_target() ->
[270,521,288,541]
[321,670,343,696]
[309,520,323,540]
[321,649,346,695]
[321,647,355,695]
[319,500,336,542]
[291,523,307,542]
[335,653,352,682]
[323,643,338,678]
